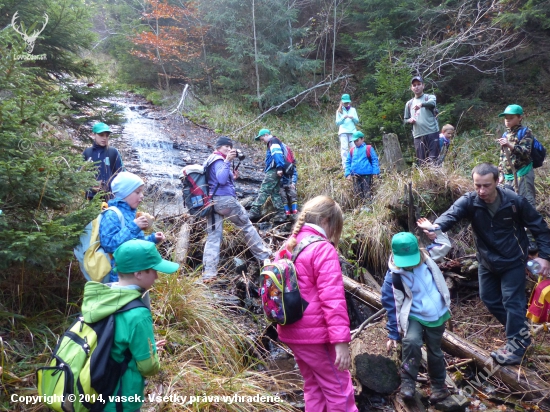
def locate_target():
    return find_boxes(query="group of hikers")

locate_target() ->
[74,76,550,412]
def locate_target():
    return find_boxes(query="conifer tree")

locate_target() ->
[0,32,98,271]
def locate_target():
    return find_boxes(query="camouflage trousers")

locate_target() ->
[202,196,272,280]
[249,169,286,220]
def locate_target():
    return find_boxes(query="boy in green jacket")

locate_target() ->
[81,239,179,412]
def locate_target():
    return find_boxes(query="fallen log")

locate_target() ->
[342,275,550,406]
[175,217,192,266]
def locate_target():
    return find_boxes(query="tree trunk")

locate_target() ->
[175,218,191,265]
[383,133,406,172]
[252,0,262,111]
[342,275,550,406]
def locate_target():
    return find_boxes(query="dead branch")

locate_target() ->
[230,74,353,135]
[400,0,526,77]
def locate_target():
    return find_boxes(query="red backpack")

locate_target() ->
[350,145,372,161]
[282,144,296,176]
[526,278,550,323]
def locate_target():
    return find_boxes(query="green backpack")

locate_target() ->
[36,299,146,412]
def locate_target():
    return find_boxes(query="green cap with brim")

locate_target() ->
[341,94,351,103]
[113,239,179,274]
[351,131,365,141]
[498,104,523,117]
[92,122,112,134]
[391,232,421,268]
[255,128,270,141]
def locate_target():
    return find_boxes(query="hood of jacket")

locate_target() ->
[81,281,143,323]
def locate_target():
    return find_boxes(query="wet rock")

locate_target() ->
[354,353,400,394]
[433,395,471,411]
[233,257,247,275]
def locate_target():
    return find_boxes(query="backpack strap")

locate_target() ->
[107,147,123,174]
[291,235,326,263]
[103,206,125,229]
[350,146,355,157]
[83,147,93,160]
[115,298,147,313]
[366,145,372,162]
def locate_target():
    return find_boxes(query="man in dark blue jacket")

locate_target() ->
[424,163,550,365]
[83,122,124,200]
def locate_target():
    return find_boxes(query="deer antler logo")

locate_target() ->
[11,11,49,54]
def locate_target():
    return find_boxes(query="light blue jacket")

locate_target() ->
[335,107,359,135]
[344,143,380,177]
[382,257,450,340]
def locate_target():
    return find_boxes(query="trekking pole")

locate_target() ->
[503,147,519,192]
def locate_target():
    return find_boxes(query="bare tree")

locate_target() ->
[401,0,526,77]
[252,0,262,111]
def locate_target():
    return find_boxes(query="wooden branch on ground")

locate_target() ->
[230,75,353,135]
[342,275,550,406]
[168,84,189,115]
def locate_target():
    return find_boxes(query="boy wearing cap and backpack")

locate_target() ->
[336,94,360,169]
[404,76,440,165]
[344,131,380,200]
[83,122,124,200]
[82,239,179,412]
[249,129,288,223]
[497,104,537,207]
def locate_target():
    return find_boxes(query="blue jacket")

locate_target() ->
[264,136,286,172]
[100,199,157,279]
[204,153,234,196]
[344,143,380,177]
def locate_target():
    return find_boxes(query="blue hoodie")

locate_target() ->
[344,143,380,177]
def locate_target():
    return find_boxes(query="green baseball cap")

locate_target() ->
[498,104,523,117]
[341,94,351,103]
[92,122,112,134]
[255,128,271,141]
[391,232,421,268]
[351,131,365,141]
[113,239,179,274]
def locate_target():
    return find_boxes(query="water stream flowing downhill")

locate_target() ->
[110,96,264,219]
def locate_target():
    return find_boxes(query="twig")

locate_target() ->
[446,358,474,369]
[351,308,386,340]
[231,75,353,135]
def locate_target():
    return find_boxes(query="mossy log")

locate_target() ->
[343,276,550,406]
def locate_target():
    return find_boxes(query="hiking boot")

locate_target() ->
[490,347,524,366]
[429,384,450,403]
[248,209,262,222]
[400,379,416,400]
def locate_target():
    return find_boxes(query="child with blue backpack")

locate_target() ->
[344,131,380,200]
[497,104,536,207]
[99,172,166,282]
[277,196,358,412]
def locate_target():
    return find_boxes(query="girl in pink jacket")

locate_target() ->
[278,196,358,412]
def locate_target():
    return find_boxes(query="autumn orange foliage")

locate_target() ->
[131,0,207,79]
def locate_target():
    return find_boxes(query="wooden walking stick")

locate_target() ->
[503,146,519,192]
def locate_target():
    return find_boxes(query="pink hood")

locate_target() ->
[277,225,351,344]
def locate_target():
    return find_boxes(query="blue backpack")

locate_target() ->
[504,127,546,169]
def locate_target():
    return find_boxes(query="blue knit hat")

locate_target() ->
[111,172,144,200]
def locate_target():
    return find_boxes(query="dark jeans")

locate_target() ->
[401,319,446,385]
[414,132,440,165]
[478,263,531,354]
[352,174,373,200]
